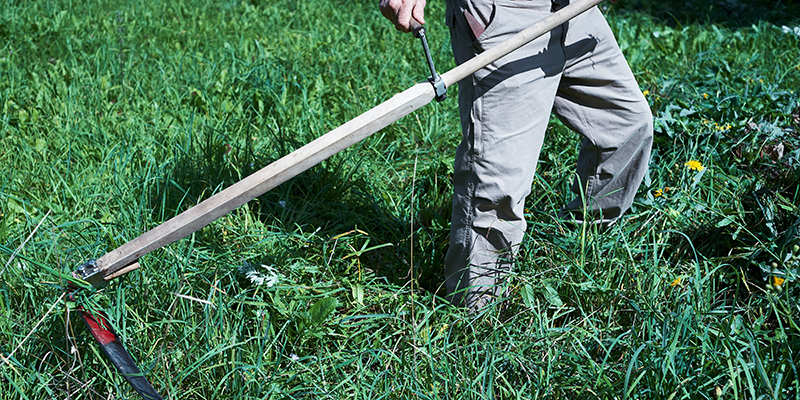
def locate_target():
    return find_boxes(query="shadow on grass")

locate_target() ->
[146,116,450,292]
[612,0,800,26]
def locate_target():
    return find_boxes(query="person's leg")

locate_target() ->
[444,0,566,310]
[553,7,654,225]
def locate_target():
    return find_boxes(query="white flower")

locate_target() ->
[782,25,800,37]
[238,261,280,287]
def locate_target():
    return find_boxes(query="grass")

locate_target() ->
[1,0,799,398]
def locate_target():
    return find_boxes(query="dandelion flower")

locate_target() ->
[702,93,709,99]
[671,277,682,287]
[643,89,650,97]
[774,276,785,287]
[684,160,705,171]
[654,188,663,198]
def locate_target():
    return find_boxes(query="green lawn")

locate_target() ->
[1,0,799,398]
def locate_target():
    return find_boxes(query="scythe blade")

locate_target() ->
[76,303,163,400]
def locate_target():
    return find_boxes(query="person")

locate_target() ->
[380,0,653,310]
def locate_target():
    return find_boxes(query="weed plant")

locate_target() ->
[1,0,799,399]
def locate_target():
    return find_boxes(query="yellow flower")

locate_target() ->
[654,188,663,198]
[702,93,709,99]
[671,277,682,287]
[643,89,650,97]
[773,276,785,287]
[684,160,705,171]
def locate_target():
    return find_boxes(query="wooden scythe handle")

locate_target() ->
[92,0,605,282]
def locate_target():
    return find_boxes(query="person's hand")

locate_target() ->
[380,0,426,33]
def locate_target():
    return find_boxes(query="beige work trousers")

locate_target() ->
[443,0,654,309]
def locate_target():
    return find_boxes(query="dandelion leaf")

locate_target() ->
[520,284,537,310]
[540,283,564,308]
[307,297,338,326]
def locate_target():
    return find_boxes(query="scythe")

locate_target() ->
[68,0,605,397]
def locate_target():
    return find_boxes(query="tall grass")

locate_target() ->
[1,0,799,398]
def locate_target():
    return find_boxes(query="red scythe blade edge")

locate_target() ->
[75,301,164,400]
